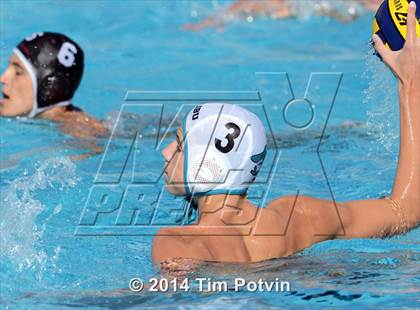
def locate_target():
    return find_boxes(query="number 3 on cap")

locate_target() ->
[57,42,77,67]
[215,122,241,154]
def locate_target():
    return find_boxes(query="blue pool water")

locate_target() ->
[1,1,419,309]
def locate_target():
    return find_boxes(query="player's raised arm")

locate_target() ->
[339,1,419,238]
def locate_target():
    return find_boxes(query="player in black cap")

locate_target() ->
[1,32,107,138]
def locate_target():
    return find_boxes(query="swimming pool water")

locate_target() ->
[1,1,419,309]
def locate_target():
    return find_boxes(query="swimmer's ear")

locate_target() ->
[372,34,393,64]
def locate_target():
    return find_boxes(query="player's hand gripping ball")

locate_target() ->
[373,0,420,56]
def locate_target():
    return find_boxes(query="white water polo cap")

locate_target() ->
[182,103,267,196]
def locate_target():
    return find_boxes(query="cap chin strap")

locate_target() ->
[13,48,72,118]
[28,99,72,118]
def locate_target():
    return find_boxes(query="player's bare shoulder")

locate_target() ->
[266,195,298,212]
[57,109,109,138]
[267,195,326,213]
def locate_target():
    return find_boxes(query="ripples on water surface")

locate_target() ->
[0,1,418,309]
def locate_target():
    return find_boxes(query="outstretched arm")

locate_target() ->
[344,1,420,235]
[301,2,419,243]
[183,0,292,32]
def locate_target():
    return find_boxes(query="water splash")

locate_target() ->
[363,43,399,153]
[0,157,79,277]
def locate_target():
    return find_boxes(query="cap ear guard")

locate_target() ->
[187,146,232,194]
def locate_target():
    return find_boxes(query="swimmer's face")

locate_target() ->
[162,127,186,196]
[0,54,34,117]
